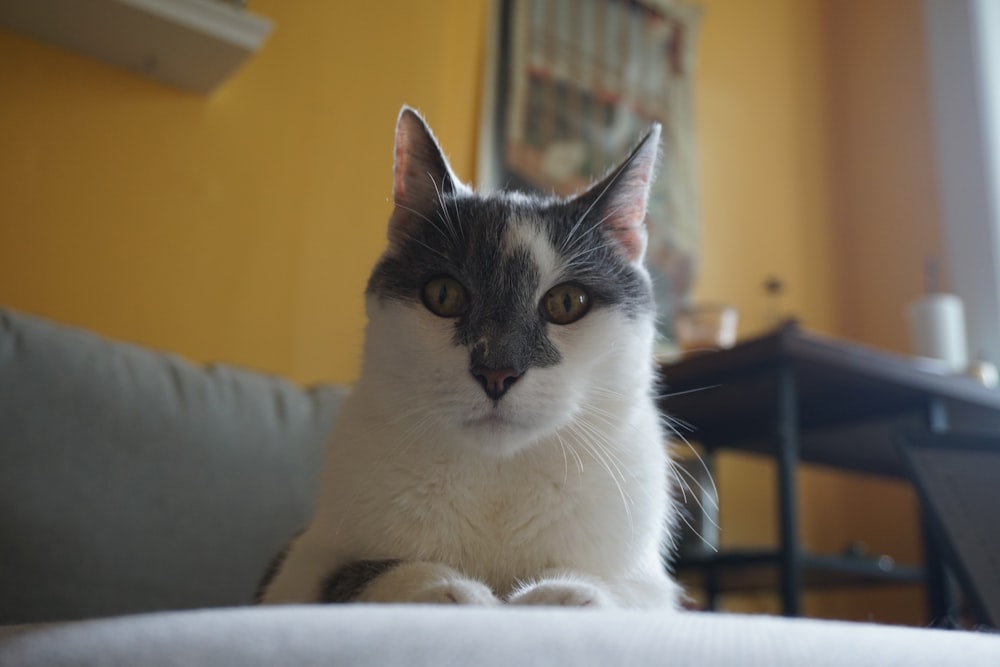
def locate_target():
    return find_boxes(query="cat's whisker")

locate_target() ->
[382,403,436,426]
[563,208,623,257]
[579,396,650,445]
[580,387,720,531]
[674,504,719,554]
[426,171,459,241]
[669,464,693,509]
[581,404,624,428]
[586,385,631,401]
[391,201,451,243]
[562,240,621,266]
[553,431,571,487]
[561,208,619,258]
[660,427,714,513]
[667,464,719,542]
[681,455,719,512]
[560,238,615,264]
[567,438,586,475]
[674,507,720,553]
[579,394,628,416]
[661,414,696,435]
[577,439,635,540]
[656,387,717,438]
[566,419,635,538]
[671,461,721,519]
[573,415,633,475]
[663,427,720,508]
[565,419,624,482]
[409,237,452,262]
[657,384,722,400]
[449,192,464,241]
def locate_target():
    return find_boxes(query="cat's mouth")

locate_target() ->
[461,405,530,433]
[458,408,543,457]
[464,412,518,430]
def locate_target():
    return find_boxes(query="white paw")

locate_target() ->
[359,562,501,605]
[411,579,501,606]
[507,580,614,607]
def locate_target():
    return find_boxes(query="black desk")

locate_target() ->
[658,323,1000,619]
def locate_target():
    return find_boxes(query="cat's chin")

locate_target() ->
[458,412,547,458]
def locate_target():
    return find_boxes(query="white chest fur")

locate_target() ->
[305,384,671,598]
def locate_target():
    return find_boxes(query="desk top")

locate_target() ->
[657,323,1000,475]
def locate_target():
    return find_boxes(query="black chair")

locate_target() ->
[896,430,1000,629]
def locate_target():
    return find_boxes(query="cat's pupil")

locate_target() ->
[437,285,448,305]
[562,293,572,314]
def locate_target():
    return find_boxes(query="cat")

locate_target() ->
[260,106,681,608]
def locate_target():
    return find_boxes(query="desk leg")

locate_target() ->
[922,518,957,627]
[705,564,719,612]
[776,363,802,617]
[922,398,959,627]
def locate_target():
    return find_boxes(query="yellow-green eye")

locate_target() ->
[422,276,467,317]
[541,283,591,325]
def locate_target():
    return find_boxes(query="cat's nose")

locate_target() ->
[470,366,523,401]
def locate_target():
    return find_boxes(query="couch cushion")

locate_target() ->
[2,606,999,667]
[0,309,344,623]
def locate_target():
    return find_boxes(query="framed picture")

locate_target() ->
[479,0,702,346]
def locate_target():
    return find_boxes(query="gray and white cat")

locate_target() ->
[261,107,681,608]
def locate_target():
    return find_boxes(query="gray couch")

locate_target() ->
[1,308,998,666]
[0,308,344,624]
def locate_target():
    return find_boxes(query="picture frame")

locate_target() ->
[479,0,702,346]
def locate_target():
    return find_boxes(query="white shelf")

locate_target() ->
[0,0,273,94]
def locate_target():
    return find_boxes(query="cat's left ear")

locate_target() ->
[388,107,467,247]
[573,124,661,264]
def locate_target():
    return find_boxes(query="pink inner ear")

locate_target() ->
[607,168,651,262]
[583,128,658,265]
[609,216,648,263]
[389,124,415,246]
[393,128,411,203]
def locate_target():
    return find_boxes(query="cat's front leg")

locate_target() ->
[506,571,616,608]
[333,561,500,605]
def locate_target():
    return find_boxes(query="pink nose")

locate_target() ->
[470,366,523,401]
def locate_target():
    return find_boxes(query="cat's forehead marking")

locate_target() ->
[503,215,559,290]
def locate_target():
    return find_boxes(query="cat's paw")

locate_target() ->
[507,579,614,608]
[359,562,501,606]
[411,579,501,606]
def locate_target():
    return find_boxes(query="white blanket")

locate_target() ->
[1,605,997,667]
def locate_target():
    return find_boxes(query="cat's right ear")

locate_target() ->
[388,107,465,247]
[571,124,661,265]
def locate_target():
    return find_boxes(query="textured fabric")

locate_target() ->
[2,605,999,667]
[0,309,344,624]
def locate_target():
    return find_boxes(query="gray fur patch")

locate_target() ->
[321,559,403,603]
[254,538,296,604]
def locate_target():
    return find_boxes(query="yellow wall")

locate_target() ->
[693,0,942,353]
[694,0,837,338]
[0,1,487,384]
[825,0,945,353]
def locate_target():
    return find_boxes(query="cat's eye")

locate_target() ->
[541,283,591,325]
[422,276,467,318]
